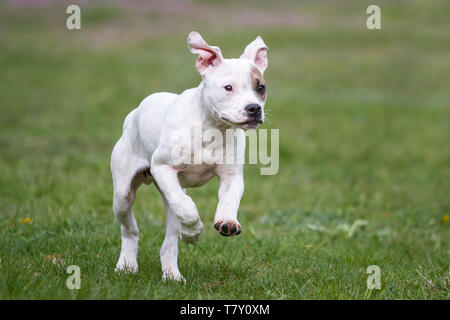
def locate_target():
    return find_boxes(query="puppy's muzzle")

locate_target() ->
[245,104,262,121]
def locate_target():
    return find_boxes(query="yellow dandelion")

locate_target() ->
[442,214,449,224]
[45,253,64,265]
[20,217,31,224]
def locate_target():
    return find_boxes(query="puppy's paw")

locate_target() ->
[115,258,138,273]
[214,220,241,237]
[162,269,186,283]
[180,219,203,244]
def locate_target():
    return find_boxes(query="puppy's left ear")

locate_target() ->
[187,31,223,76]
[240,36,268,73]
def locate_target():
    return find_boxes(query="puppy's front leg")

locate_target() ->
[214,165,244,236]
[151,163,203,244]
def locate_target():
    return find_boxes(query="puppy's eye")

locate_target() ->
[256,84,265,95]
[224,85,233,92]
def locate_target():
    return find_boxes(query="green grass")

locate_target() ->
[0,0,449,299]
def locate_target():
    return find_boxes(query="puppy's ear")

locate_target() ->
[240,36,268,73]
[187,31,223,76]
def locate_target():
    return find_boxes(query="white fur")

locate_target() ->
[111,32,268,280]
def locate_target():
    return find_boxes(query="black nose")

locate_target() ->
[245,104,262,118]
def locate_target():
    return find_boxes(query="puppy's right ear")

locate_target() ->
[241,36,268,73]
[187,31,223,76]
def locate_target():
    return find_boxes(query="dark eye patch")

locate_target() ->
[251,67,266,99]
[256,82,265,95]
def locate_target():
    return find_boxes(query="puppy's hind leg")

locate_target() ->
[113,187,139,273]
[111,140,146,273]
[159,190,185,282]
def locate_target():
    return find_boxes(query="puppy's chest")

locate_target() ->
[176,164,217,188]
[170,130,234,187]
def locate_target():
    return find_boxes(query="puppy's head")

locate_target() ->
[187,31,268,129]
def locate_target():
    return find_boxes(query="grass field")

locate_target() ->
[0,0,449,299]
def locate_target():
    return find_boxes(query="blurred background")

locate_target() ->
[0,0,448,299]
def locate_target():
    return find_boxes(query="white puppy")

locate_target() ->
[111,31,268,281]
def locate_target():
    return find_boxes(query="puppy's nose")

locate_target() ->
[245,104,262,118]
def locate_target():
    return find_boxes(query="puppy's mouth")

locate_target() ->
[229,118,263,128]
[210,104,263,129]
[220,116,263,129]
